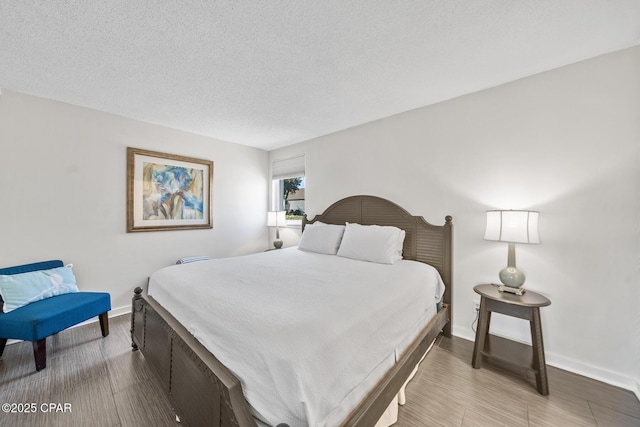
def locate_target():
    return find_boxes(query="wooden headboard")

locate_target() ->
[303,195,453,335]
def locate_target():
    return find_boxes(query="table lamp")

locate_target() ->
[267,211,286,249]
[484,210,540,295]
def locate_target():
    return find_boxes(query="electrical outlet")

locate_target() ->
[473,300,480,311]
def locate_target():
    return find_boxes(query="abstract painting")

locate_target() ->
[127,147,213,232]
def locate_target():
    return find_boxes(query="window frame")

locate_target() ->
[271,176,305,227]
[271,155,305,227]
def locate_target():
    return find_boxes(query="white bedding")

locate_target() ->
[148,247,445,427]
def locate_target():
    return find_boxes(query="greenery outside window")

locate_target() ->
[271,155,305,226]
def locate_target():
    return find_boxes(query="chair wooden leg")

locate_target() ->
[0,338,7,357]
[33,339,46,371]
[99,312,109,337]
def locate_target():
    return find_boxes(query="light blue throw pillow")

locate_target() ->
[0,266,79,313]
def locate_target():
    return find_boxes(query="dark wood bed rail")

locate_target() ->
[131,195,453,426]
[132,287,256,426]
[342,308,448,426]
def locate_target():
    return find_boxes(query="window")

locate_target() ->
[271,155,305,226]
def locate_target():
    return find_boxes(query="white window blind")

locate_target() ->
[271,155,305,180]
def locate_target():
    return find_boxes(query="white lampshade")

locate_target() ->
[267,211,286,227]
[484,210,540,244]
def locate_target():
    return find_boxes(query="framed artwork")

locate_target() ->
[127,147,213,232]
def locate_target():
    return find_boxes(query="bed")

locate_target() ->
[131,195,453,426]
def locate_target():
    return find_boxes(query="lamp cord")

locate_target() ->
[471,306,479,333]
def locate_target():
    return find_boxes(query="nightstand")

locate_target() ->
[471,284,551,395]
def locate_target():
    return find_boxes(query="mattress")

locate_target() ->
[148,247,445,426]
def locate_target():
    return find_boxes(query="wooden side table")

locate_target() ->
[472,284,551,395]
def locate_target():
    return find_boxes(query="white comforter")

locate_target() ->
[148,247,445,427]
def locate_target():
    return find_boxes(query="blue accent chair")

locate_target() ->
[0,260,111,371]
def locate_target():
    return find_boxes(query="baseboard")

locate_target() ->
[6,304,131,346]
[452,326,476,343]
[107,304,131,318]
[452,325,639,399]
[545,351,640,396]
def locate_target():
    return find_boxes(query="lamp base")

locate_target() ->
[273,239,283,249]
[498,284,526,296]
[499,265,525,288]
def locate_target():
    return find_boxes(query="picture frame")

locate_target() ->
[127,147,213,232]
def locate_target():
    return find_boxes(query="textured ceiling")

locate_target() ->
[1,1,639,150]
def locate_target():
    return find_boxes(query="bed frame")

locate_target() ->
[131,195,452,427]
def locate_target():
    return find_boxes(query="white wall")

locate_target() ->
[0,91,269,314]
[271,46,640,395]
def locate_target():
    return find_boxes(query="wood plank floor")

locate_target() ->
[397,335,640,427]
[1,314,638,427]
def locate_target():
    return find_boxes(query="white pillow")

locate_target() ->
[396,229,406,260]
[337,223,406,264]
[298,223,346,255]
